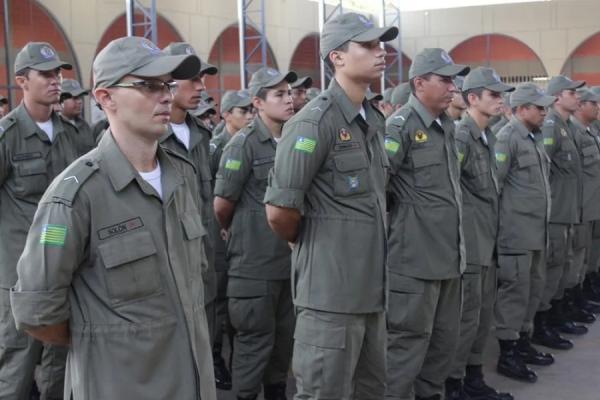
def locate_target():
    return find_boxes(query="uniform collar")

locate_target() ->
[16,103,65,140]
[159,112,207,149]
[462,111,491,141]
[510,116,536,139]
[328,78,369,125]
[99,129,183,198]
[548,107,570,127]
[570,115,588,132]
[408,94,450,129]
[253,115,275,143]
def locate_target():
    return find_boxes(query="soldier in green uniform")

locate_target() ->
[535,76,590,347]
[491,93,512,135]
[209,89,253,390]
[10,36,216,400]
[291,76,313,113]
[0,42,78,400]
[264,12,397,399]
[60,79,95,155]
[0,95,8,118]
[384,48,468,400]
[494,83,554,383]
[569,88,600,315]
[214,66,297,400]
[446,67,515,400]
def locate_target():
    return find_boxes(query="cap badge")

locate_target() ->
[266,69,278,77]
[358,15,373,28]
[40,46,55,59]
[185,46,194,55]
[492,71,501,82]
[141,40,161,55]
[440,51,453,64]
[415,130,428,143]
[339,128,352,141]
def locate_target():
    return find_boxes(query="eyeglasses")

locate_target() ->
[111,79,178,95]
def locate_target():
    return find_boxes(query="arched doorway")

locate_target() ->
[561,32,600,85]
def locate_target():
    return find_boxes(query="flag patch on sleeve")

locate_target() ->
[40,224,67,247]
[294,137,317,153]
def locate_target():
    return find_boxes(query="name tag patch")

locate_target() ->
[97,217,144,240]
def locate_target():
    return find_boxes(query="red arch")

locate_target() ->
[561,31,600,85]
[0,0,81,104]
[450,34,547,81]
[206,24,278,105]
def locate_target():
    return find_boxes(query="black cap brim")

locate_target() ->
[353,26,399,44]
[266,71,298,88]
[291,76,313,89]
[133,54,201,81]
[201,62,218,76]
[568,80,586,90]
[32,60,72,71]
[435,63,470,77]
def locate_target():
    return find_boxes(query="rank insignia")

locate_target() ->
[560,128,567,137]
[415,130,428,143]
[339,128,352,141]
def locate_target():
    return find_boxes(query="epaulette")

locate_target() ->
[0,115,17,138]
[162,146,198,175]
[51,158,99,206]
[59,115,77,129]
[386,107,412,130]
[295,94,333,124]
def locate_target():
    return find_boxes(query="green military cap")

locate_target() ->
[366,89,383,102]
[61,79,89,97]
[0,95,7,105]
[220,90,252,114]
[383,87,395,103]
[306,87,321,101]
[93,37,200,89]
[576,88,600,103]
[291,76,313,89]
[462,67,514,92]
[390,82,410,106]
[248,67,297,97]
[408,48,469,79]
[201,91,215,105]
[589,86,600,96]
[193,102,217,117]
[510,83,555,108]
[320,12,398,60]
[163,42,219,76]
[546,75,585,96]
[14,42,72,73]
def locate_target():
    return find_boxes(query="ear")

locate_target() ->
[329,50,345,69]
[15,75,27,90]
[93,88,116,113]
[252,96,263,110]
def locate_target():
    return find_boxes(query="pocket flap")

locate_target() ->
[333,152,368,172]
[227,278,268,298]
[582,145,598,157]
[17,158,47,176]
[99,230,157,269]
[412,150,440,169]
[389,272,425,294]
[181,211,206,240]
[294,315,346,349]
[517,154,537,168]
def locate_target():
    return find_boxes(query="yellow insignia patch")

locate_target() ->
[415,130,428,143]
[339,128,352,141]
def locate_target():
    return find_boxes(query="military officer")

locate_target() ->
[384,48,468,400]
[209,89,253,390]
[290,76,313,112]
[0,41,78,400]
[11,36,216,400]
[494,83,554,383]
[535,76,589,347]
[60,79,95,155]
[446,67,514,400]
[214,66,297,400]
[264,12,397,399]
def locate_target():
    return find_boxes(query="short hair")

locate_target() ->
[15,68,31,78]
[462,87,485,106]
[255,87,269,101]
[324,42,350,74]
[409,73,433,94]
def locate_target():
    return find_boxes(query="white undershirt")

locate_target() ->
[481,130,488,145]
[36,120,54,142]
[170,122,191,150]
[273,136,282,143]
[139,161,163,199]
[359,106,366,120]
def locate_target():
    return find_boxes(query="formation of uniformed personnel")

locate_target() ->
[214,66,297,400]
[290,76,313,113]
[0,41,79,400]
[384,48,468,400]
[11,36,216,400]
[0,95,8,118]
[209,89,253,390]
[446,67,514,400]
[447,75,467,122]
[535,76,589,349]
[494,83,554,383]
[264,12,397,399]
[59,79,95,156]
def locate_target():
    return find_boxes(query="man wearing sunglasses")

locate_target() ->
[0,41,78,400]
[10,36,217,399]
[493,83,554,384]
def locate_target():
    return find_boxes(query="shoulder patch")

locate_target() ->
[386,107,412,130]
[297,95,333,124]
[51,159,99,206]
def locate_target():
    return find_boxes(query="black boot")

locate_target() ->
[564,288,596,323]
[445,377,470,400]
[497,339,537,383]
[583,273,600,303]
[532,311,573,350]
[264,383,287,400]
[517,331,554,365]
[463,364,514,400]
[548,298,588,335]
[574,284,600,314]
[213,349,232,390]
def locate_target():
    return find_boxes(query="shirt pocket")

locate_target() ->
[13,157,48,197]
[98,229,162,305]
[332,151,370,197]
[411,149,441,188]
[581,144,600,167]
[517,153,538,183]
[469,153,490,191]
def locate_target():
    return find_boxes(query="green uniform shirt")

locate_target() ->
[91,118,109,143]
[495,117,551,251]
[62,115,95,156]
[160,114,217,303]
[385,94,465,280]
[264,79,387,314]
[571,116,600,222]
[10,131,216,400]
[209,128,232,177]
[491,115,509,136]
[215,116,290,280]
[455,112,499,267]
[542,108,582,224]
[0,104,78,288]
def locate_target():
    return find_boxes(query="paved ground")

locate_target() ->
[216,320,600,399]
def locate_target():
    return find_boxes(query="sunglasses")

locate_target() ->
[111,79,178,95]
